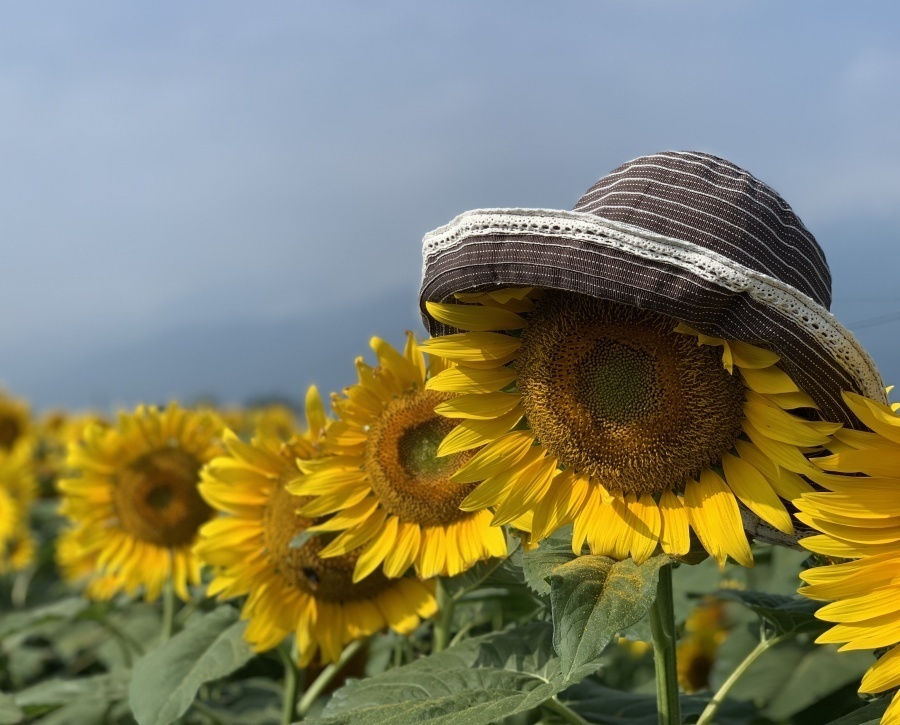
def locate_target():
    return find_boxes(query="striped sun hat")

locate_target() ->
[419,150,884,427]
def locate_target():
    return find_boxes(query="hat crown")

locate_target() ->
[573,151,832,309]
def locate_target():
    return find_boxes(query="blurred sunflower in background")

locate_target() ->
[418,151,885,568]
[57,403,222,601]
[676,599,730,693]
[0,433,38,574]
[196,387,437,665]
[798,391,900,724]
[0,388,33,456]
[288,334,508,582]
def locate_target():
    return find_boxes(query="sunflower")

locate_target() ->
[57,403,222,601]
[195,387,437,665]
[0,441,38,569]
[0,388,33,455]
[676,600,730,693]
[797,391,900,724]
[420,288,839,567]
[286,334,508,583]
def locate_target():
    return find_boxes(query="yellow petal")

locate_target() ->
[404,331,427,383]
[426,366,518,394]
[435,392,522,420]
[490,455,558,526]
[318,509,388,557]
[743,391,838,447]
[305,386,328,440]
[451,431,535,483]
[418,332,521,364]
[861,645,900,694]
[625,494,661,564]
[383,521,421,578]
[729,340,780,369]
[740,365,800,395]
[425,301,527,331]
[460,448,544,512]
[436,407,523,456]
[843,391,900,446]
[530,470,588,541]
[684,470,753,568]
[353,515,399,582]
[721,453,794,535]
[371,337,421,387]
[658,490,690,556]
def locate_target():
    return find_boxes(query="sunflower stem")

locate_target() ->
[161,580,177,642]
[542,696,590,725]
[695,629,785,725]
[433,577,455,653]
[296,637,366,718]
[278,644,301,725]
[649,564,681,725]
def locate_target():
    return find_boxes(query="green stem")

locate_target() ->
[278,645,301,725]
[161,580,177,641]
[543,696,590,725]
[696,632,785,725]
[649,564,681,725]
[190,699,227,724]
[296,638,366,718]
[433,577,455,653]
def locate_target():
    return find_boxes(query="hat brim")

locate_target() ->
[419,208,884,428]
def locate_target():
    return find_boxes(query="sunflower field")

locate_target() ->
[3,151,900,725]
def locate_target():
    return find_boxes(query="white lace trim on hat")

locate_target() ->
[422,208,884,402]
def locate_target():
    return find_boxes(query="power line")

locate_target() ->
[848,310,900,330]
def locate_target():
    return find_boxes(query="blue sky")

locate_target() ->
[1,2,899,410]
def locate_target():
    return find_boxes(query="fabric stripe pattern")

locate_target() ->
[418,152,883,428]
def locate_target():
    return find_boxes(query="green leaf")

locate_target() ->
[128,606,255,725]
[307,622,585,725]
[550,555,669,681]
[522,526,578,596]
[560,680,759,725]
[0,693,23,725]
[33,699,110,724]
[0,598,89,640]
[824,699,890,724]
[712,589,827,637]
[14,672,129,710]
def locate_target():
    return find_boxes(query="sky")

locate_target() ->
[1,1,899,411]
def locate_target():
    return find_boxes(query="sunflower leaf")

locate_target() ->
[128,606,255,725]
[521,526,578,596]
[822,699,890,724]
[549,554,669,681]
[711,589,827,637]
[0,597,88,640]
[308,622,586,725]
[0,693,23,725]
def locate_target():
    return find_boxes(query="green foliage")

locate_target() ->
[713,589,828,638]
[128,605,255,725]
[550,555,669,681]
[822,699,890,724]
[306,622,577,725]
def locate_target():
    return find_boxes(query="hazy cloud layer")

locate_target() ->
[2,2,899,409]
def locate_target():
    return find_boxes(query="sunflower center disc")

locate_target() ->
[113,447,212,547]
[264,484,390,603]
[0,415,21,451]
[516,293,745,494]
[364,389,476,527]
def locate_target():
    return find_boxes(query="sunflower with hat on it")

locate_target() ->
[418,150,883,567]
